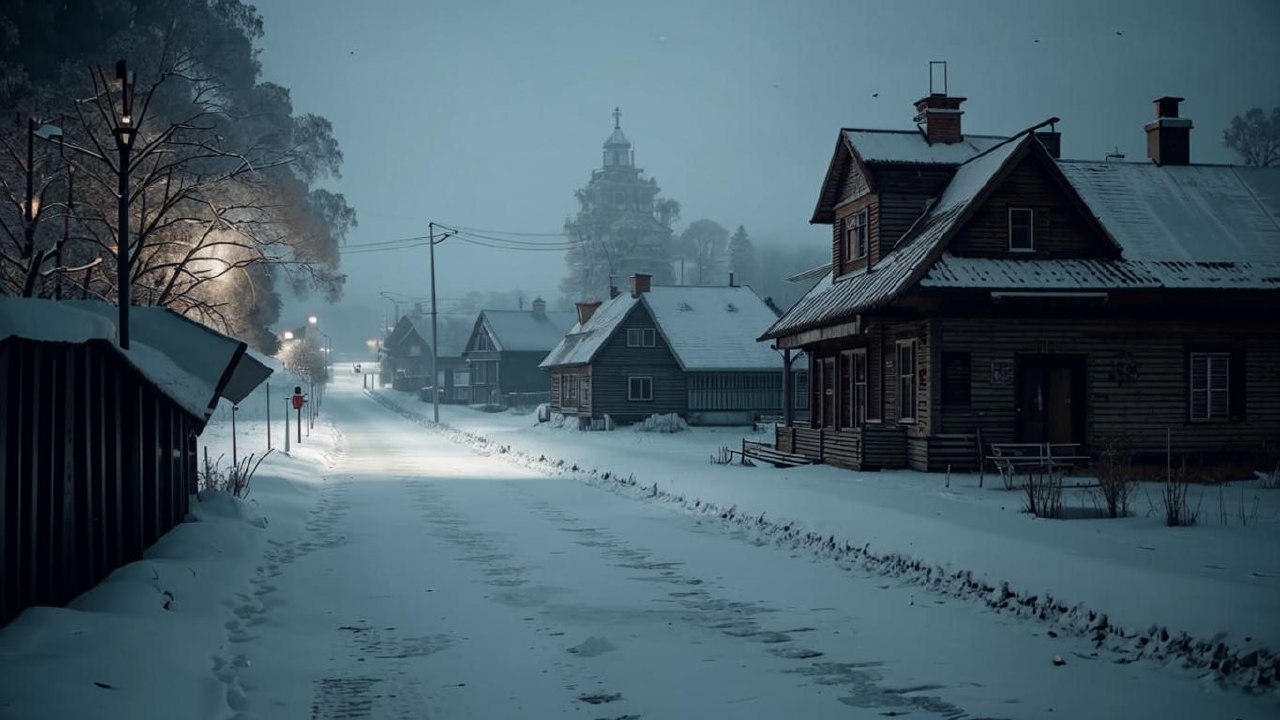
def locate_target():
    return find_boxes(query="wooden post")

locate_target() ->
[283,396,290,452]
[265,381,271,451]
[818,427,825,463]
[231,404,238,468]
[976,427,984,488]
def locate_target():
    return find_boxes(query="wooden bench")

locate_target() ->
[741,439,813,468]
[984,443,1090,490]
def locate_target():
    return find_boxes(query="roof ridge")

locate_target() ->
[959,116,1058,167]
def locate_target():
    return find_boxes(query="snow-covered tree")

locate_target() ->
[678,219,730,285]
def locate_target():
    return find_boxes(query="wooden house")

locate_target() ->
[463,299,575,407]
[761,93,1280,472]
[0,298,271,625]
[380,311,469,401]
[541,274,788,426]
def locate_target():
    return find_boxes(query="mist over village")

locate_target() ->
[1,1,1279,718]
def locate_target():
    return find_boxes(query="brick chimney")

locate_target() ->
[914,94,966,145]
[629,273,651,298]
[1145,96,1192,166]
[531,297,546,318]
[575,301,601,325]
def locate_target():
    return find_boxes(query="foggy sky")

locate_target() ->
[255,0,1280,337]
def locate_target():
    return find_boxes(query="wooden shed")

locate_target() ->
[0,298,271,626]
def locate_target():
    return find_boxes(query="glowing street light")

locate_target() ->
[308,315,318,325]
[283,330,294,340]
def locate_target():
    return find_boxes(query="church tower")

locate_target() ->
[560,109,676,302]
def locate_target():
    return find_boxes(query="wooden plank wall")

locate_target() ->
[938,317,1280,456]
[590,304,687,422]
[1,339,197,627]
[948,153,1113,258]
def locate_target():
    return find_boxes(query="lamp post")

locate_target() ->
[112,60,137,349]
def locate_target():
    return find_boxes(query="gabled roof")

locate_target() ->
[1058,162,1280,263]
[542,285,784,372]
[844,129,1009,165]
[0,298,272,424]
[477,309,576,352]
[768,126,1280,343]
[765,133,1032,340]
[385,313,469,358]
[812,129,1010,223]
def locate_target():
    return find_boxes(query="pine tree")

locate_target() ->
[729,225,759,287]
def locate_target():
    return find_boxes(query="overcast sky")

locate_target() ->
[255,0,1280,331]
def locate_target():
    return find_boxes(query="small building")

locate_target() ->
[761,90,1280,472]
[541,274,788,426]
[463,298,575,407]
[0,298,271,626]
[380,311,469,401]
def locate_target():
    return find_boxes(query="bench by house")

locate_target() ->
[984,443,1090,489]
[741,439,814,468]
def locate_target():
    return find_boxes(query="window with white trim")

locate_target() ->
[897,340,918,423]
[1009,207,1035,252]
[843,349,867,428]
[628,376,653,401]
[1189,352,1230,421]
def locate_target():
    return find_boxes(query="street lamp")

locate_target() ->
[283,330,294,340]
[308,315,318,325]
[112,60,137,349]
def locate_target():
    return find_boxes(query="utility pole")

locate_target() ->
[427,222,456,423]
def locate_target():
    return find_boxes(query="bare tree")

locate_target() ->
[1223,107,1280,167]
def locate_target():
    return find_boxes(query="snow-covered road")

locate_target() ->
[224,379,1274,719]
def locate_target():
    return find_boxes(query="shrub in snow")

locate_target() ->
[633,412,688,433]
[1159,459,1201,527]
[1091,435,1137,518]
[198,448,272,499]
[536,403,552,423]
[1022,469,1064,519]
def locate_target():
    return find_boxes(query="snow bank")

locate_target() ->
[633,412,689,433]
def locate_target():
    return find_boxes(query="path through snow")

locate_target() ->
[220,379,1276,719]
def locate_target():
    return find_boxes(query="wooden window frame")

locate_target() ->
[840,349,867,429]
[1188,351,1230,421]
[626,328,640,347]
[628,376,653,402]
[844,210,869,262]
[1008,207,1035,252]
[642,328,656,347]
[473,361,487,383]
[897,340,918,424]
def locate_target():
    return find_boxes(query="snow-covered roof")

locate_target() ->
[0,298,271,422]
[407,315,468,357]
[844,129,1009,165]
[765,134,1029,339]
[924,254,1280,291]
[1059,161,1280,263]
[542,286,784,371]
[481,309,576,352]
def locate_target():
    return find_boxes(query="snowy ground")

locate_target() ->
[2,374,1277,719]
[376,386,1280,688]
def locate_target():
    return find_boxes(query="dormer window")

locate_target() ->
[1009,207,1035,252]
[845,210,869,261]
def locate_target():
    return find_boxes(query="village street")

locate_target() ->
[217,375,1272,720]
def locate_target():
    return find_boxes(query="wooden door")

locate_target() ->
[1016,356,1085,445]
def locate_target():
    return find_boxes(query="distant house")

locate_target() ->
[463,298,575,406]
[0,298,271,626]
[760,91,1280,471]
[541,274,788,426]
[380,311,469,402]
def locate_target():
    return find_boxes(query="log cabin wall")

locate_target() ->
[874,167,955,256]
[937,316,1280,458]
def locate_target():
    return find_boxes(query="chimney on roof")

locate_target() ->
[609,285,620,299]
[913,61,964,145]
[1034,129,1061,159]
[629,273,651,298]
[575,301,601,325]
[1145,96,1192,166]
[531,297,546,318]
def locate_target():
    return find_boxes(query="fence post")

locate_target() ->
[266,381,271,451]
[819,428,825,463]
